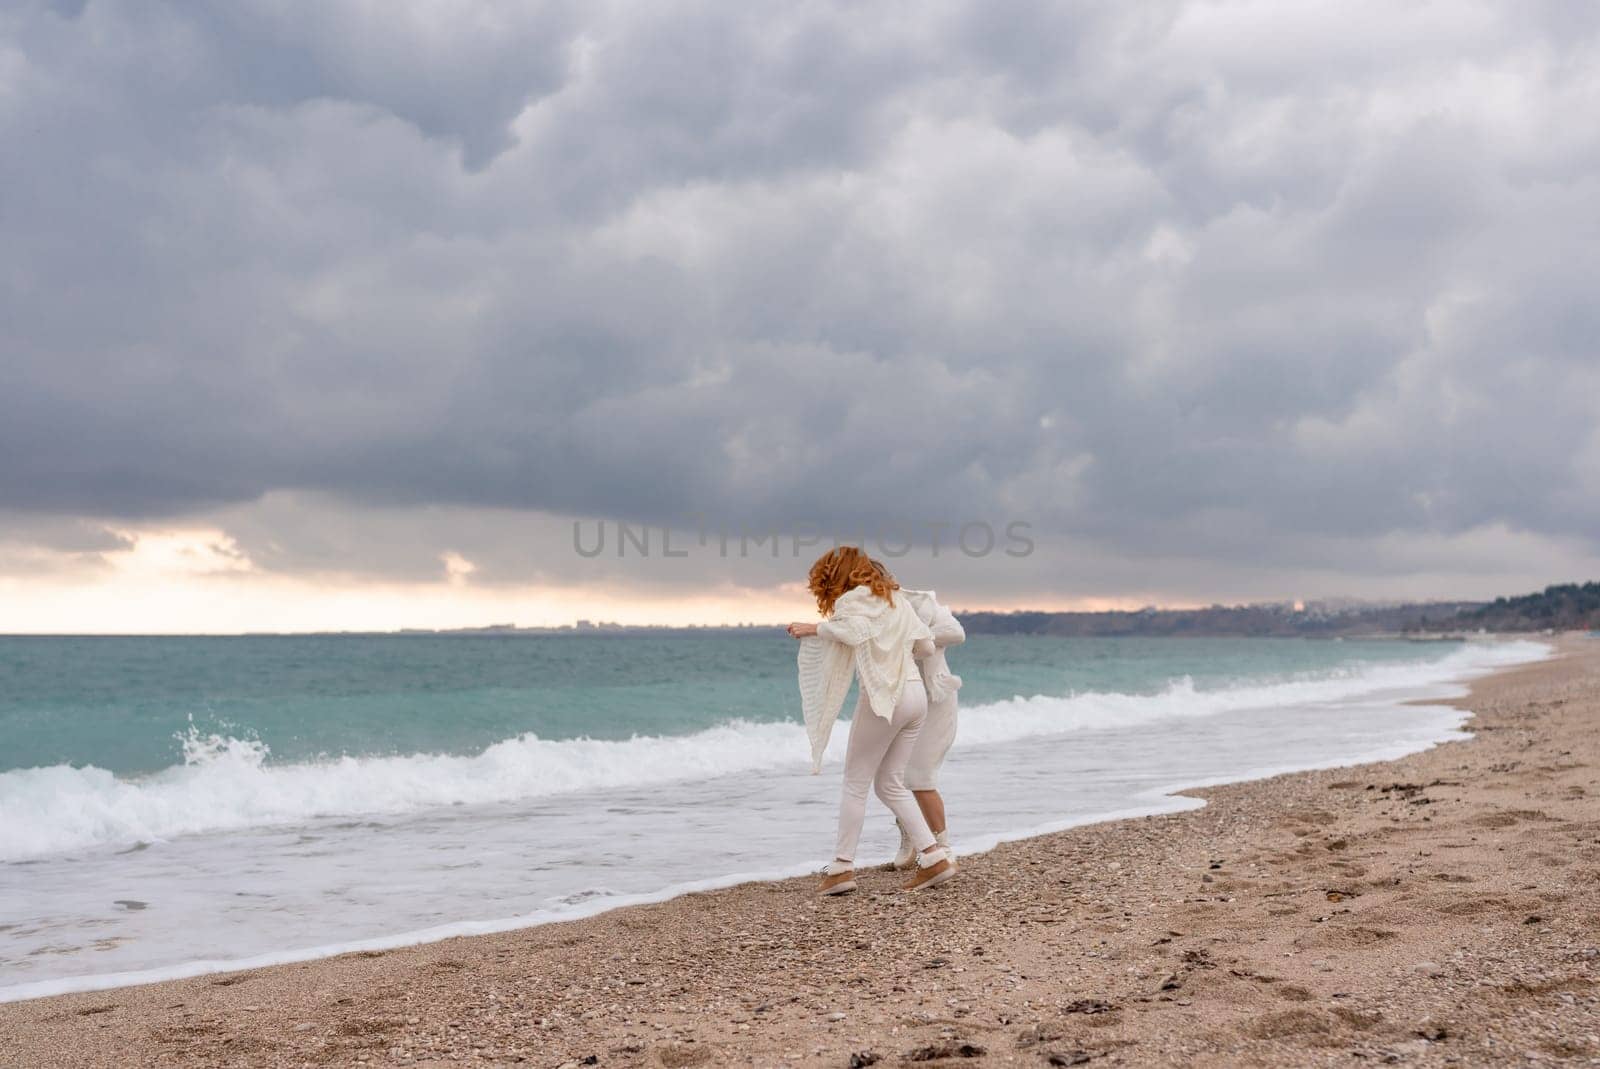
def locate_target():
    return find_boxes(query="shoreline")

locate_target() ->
[0,639,1538,1006]
[2,636,1596,1066]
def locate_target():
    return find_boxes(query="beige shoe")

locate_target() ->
[902,848,955,892]
[818,863,857,896]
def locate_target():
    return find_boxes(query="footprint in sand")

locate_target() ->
[1299,925,1398,950]
[1244,1009,1332,1040]
[1473,812,1522,828]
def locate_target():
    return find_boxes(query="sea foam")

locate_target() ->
[0,638,1546,862]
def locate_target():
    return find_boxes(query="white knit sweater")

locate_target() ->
[797,586,934,772]
[900,589,965,704]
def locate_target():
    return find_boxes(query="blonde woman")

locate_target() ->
[788,546,956,895]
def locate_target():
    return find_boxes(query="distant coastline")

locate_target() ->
[315,581,1600,638]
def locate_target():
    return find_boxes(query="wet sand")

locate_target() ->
[3,635,1597,1068]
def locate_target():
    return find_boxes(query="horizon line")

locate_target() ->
[0,594,1496,639]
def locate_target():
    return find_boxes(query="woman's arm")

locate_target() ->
[787,617,869,645]
[789,615,873,647]
[816,615,873,646]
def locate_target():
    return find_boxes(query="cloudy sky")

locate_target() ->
[2,0,1598,632]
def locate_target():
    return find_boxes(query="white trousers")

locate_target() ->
[904,689,957,791]
[834,675,935,862]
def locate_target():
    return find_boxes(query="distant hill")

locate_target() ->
[958,602,1482,638]
[960,582,1600,637]
[1457,582,1600,632]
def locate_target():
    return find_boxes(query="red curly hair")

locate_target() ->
[807,546,898,616]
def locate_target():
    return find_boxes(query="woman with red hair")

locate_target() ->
[788,546,956,895]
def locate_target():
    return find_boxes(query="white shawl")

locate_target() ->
[796,586,933,772]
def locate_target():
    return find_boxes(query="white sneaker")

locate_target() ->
[892,819,917,870]
[935,829,957,870]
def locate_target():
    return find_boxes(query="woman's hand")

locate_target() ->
[786,621,819,639]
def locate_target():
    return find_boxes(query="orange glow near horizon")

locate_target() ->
[0,526,1184,634]
[0,573,1162,634]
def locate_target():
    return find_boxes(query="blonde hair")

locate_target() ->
[806,546,898,616]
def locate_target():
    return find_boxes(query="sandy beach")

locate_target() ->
[2,635,1596,1068]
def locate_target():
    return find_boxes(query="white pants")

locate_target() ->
[904,689,957,791]
[834,676,935,862]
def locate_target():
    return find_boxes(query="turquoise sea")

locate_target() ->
[0,632,1548,1000]
[0,633,1501,777]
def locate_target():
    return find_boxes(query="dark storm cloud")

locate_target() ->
[1,0,1597,589]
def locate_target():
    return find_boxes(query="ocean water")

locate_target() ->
[0,632,1549,1001]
